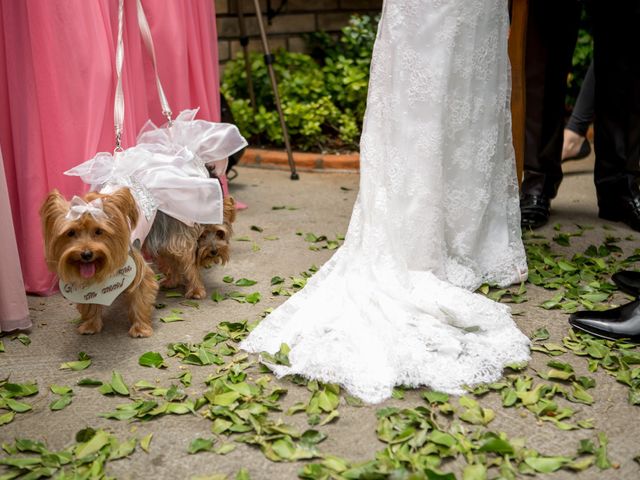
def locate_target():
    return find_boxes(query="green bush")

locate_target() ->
[221,14,379,152]
[222,11,593,150]
[566,8,593,109]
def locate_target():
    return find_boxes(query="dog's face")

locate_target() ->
[40,188,138,286]
[196,196,236,268]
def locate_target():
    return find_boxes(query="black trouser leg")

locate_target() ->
[592,0,640,202]
[521,0,581,198]
[566,60,595,137]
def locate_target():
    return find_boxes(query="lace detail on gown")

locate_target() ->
[241,0,530,403]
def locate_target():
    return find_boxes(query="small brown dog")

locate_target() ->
[143,196,236,299]
[40,188,158,337]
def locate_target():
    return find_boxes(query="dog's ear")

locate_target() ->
[223,196,236,224]
[106,188,139,230]
[40,189,68,237]
[40,190,69,264]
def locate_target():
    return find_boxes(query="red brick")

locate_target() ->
[229,0,268,14]
[217,17,242,37]
[317,12,352,31]
[287,0,338,11]
[240,148,360,172]
[215,0,229,14]
[217,40,231,61]
[266,14,316,34]
[229,37,288,59]
[287,36,309,54]
[339,0,383,10]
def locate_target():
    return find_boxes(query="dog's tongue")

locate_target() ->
[80,262,96,279]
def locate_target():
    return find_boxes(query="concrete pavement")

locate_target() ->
[1,157,640,479]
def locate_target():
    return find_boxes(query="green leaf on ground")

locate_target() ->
[140,433,153,453]
[0,411,15,425]
[160,309,184,323]
[139,352,167,369]
[188,438,215,454]
[211,291,225,302]
[531,327,550,341]
[524,456,570,473]
[595,432,612,469]
[60,352,92,371]
[110,371,130,396]
[245,292,261,304]
[261,343,291,367]
[214,443,236,455]
[12,333,31,346]
[180,300,200,309]
[77,378,103,387]
[50,394,73,411]
[50,385,73,395]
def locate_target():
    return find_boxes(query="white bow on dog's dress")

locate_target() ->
[64,108,247,245]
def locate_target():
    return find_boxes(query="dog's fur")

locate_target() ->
[40,188,158,337]
[143,196,236,299]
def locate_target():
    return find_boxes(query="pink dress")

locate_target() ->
[0,0,221,295]
[0,149,30,332]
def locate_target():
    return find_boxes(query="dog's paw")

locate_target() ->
[128,324,153,338]
[185,286,206,299]
[77,321,102,335]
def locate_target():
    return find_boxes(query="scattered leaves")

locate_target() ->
[59,351,92,371]
[0,428,138,478]
[49,384,74,411]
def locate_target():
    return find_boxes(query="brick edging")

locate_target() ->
[238,148,360,172]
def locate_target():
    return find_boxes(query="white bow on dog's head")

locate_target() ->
[65,196,107,221]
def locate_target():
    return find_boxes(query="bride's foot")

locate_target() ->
[562,129,591,162]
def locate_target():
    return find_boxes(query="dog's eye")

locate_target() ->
[95,228,103,236]
[66,229,76,238]
[215,230,226,240]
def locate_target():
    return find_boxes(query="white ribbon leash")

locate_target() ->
[65,196,108,221]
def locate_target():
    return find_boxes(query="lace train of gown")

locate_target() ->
[241,0,530,403]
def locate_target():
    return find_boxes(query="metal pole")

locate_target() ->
[251,0,299,180]
[236,0,257,113]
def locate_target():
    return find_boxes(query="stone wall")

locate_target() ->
[215,0,382,64]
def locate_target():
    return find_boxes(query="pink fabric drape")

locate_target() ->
[0,0,221,295]
[0,149,30,332]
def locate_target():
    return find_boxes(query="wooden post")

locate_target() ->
[509,0,528,187]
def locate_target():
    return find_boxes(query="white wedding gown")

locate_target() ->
[241,0,530,403]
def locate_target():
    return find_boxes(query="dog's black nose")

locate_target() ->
[80,250,94,261]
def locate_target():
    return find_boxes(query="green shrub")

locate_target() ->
[566,8,593,109]
[221,14,379,152]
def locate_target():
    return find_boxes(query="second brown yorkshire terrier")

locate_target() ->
[143,196,236,299]
[40,188,158,337]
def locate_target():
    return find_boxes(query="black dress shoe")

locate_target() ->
[599,194,640,231]
[612,270,640,297]
[569,299,640,343]
[562,139,591,162]
[520,194,550,229]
